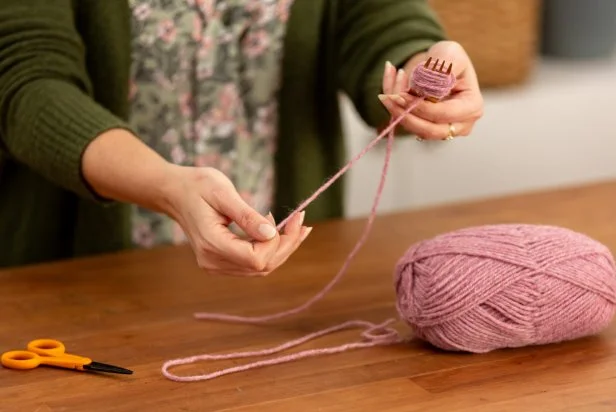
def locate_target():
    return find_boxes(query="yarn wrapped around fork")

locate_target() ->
[160,59,616,383]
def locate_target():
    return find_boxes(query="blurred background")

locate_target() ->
[341,0,616,218]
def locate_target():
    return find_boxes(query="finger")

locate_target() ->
[273,225,312,268]
[208,188,278,242]
[399,114,445,140]
[393,68,409,94]
[453,121,474,137]
[378,69,413,114]
[382,61,397,94]
[404,116,473,140]
[206,211,308,276]
[182,193,278,273]
[206,222,281,272]
[379,95,472,140]
[190,233,259,276]
[263,211,311,272]
[426,40,469,78]
[198,242,282,277]
[382,93,406,108]
[408,92,484,124]
[265,211,276,226]
[378,94,410,120]
[211,263,272,277]
[261,210,304,269]
[197,255,262,277]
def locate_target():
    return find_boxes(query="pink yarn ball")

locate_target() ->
[394,224,616,353]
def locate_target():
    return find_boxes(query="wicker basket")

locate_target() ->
[428,0,542,88]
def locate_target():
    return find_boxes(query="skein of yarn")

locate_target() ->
[395,224,616,353]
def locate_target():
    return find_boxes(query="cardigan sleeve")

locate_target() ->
[335,0,447,128]
[0,0,131,200]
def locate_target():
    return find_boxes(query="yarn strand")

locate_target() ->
[162,63,457,382]
[193,102,417,325]
[163,112,402,381]
[161,319,403,382]
[272,102,411,233]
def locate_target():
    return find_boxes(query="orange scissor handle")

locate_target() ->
[1,350,42,370]
[1,339,92,371]
[27,339,66,357]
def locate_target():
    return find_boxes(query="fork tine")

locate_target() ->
[423,57,453,75]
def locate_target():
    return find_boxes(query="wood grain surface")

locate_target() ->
[2,181,616,411]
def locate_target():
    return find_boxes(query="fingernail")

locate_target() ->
[385,61,394,71]
[301,227,313,241]
[378,94,388,102]
[258,223,277,239]
[392,94,406,106]
[396,68,406,79]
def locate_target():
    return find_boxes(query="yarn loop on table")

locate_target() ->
[395,224,616,353]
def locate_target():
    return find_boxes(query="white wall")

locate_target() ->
[340,55,616,218]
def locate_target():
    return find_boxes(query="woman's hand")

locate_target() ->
[379,40,484,140]
[161,166,311,277]
[81,128,309,277]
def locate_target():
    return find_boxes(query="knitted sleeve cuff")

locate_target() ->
[6,79,133,202]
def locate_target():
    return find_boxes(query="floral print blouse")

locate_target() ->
[127,0,294,247]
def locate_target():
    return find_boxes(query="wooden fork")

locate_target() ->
[424,57,453,75]
[408,57,453,103]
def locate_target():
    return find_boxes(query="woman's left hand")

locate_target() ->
[379,40,484,140]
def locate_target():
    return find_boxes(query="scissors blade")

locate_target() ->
[83,361,133,375]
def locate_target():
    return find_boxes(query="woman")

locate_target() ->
[0,0,483,274]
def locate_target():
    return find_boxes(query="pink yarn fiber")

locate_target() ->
[395,224,616,353]
[159,63,473,382]
[192,63,455,328]
[410,63,456,99]
[272,63,454,234]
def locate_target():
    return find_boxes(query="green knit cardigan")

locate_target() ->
[0,0,446,268]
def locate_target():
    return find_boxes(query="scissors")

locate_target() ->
[1,338,133,375]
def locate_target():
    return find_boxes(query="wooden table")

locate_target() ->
[3,182,616,411]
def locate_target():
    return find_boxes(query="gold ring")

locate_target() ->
[444,123,456,141]
[417,123,456,142]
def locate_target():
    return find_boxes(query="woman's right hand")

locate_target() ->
[80,128,308,277]
[161,165,312,277]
